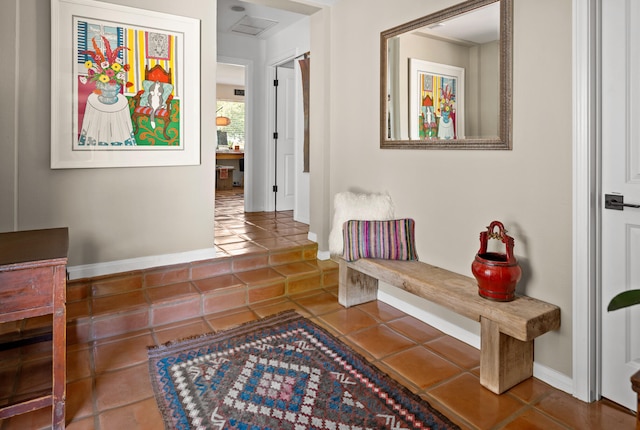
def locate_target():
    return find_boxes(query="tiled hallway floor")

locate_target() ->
[0,189,636,429]
[214,188,313,258]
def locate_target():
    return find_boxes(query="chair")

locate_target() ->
[131,65,175,139]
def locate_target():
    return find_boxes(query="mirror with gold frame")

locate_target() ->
[380,0,512,149]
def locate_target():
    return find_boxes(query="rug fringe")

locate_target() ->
[147,309,302,352]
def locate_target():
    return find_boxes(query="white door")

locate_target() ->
[274,66,296,212]
[601,0,640,411]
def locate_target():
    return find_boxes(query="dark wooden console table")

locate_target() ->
[0,228,69,429]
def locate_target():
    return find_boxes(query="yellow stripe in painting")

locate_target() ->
[126,28,135,92]
[138,30,146,81]
[434,78,442,114]
[168,35,176,95]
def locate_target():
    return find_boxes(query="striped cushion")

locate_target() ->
[134,106,169,117]
[342,219,418,262]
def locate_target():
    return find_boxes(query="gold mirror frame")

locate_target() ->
[380,0,512,150]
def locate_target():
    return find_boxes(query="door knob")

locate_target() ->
[605,194,640,210]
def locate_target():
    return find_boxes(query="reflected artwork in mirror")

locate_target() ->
[380,0,512,149]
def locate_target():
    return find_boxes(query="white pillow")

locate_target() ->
[329,191,395,255]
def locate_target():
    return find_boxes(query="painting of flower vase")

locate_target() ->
[51,0,200,168]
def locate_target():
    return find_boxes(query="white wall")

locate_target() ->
[1,0,217,269]
[308,7,332,252]
[308,0,574,379]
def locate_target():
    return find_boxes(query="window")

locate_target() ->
[216,100,245,149]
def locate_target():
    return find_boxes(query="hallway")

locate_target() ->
[0,191,636,429]
[214,187,312,257]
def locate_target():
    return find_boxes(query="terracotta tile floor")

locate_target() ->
[214,188,312,257]
[0,189,636,429]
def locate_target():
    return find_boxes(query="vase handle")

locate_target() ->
[477,221,517,263]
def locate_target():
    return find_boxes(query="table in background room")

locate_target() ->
[216,150,244,187]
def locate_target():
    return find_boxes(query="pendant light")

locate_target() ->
[216,107,231,126]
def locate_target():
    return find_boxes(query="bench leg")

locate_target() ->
[338,260,378,308]
[480,317,534,394]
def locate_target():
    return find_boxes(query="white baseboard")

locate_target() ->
[316,250,331,260]
[377,289,480,349]
[67,247,217,280]
[377,288,573,395]
[533,362,574,394]
[296,215,310,225]
[308,231,331,260]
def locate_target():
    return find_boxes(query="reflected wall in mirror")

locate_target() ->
[380,0,512,149]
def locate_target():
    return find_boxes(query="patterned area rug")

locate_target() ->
[148,310,459,430]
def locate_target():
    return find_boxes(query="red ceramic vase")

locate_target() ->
[471,221,522,302]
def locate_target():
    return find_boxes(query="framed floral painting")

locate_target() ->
[408,59,465,141]
[51,0,200,168]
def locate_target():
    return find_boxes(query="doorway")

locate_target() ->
[268,56,310,224]
[272,62,296,213]
[216,0,312,225]
[600,0,640,411]
[574,0,640,411]
[216,62,247,211]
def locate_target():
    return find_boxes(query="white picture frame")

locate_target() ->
[51,0,201,168]
[409,59,465,141]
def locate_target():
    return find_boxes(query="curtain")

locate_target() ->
[298,55,310,172]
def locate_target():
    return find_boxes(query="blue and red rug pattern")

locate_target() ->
[148,311,459,430]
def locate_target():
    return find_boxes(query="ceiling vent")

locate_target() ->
[230,15,278,37]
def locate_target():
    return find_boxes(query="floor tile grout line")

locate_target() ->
[417,392,479,430]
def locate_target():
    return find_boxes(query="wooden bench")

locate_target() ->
[338,258,561,394]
